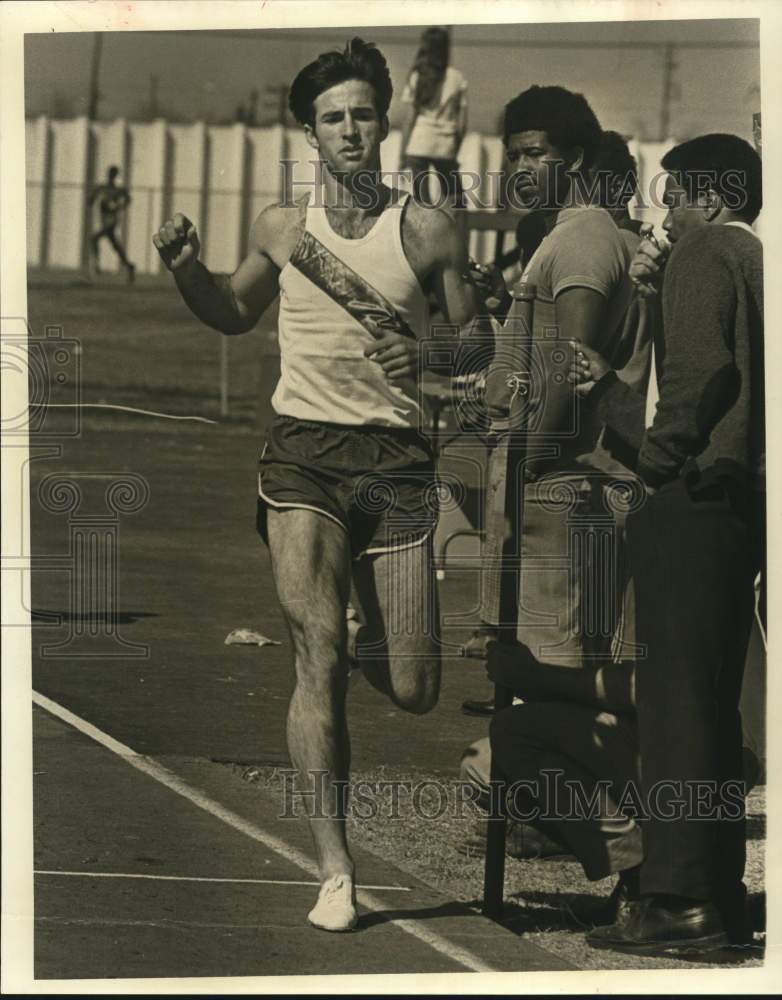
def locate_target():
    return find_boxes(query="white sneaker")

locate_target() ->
[307,873,358,932]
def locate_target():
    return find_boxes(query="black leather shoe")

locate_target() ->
[591,871,640,928]
[461,696,495,716]
[587,896,729,956]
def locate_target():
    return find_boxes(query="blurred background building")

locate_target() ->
[24,19,761,276]
[25,21,760,137]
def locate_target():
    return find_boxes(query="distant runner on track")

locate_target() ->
[90,165,135,282]
[153,38,480,932]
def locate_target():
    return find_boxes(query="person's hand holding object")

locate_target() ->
[629,223,669,298]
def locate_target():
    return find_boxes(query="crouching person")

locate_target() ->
[482,642,644,921]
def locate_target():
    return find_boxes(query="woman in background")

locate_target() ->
[400,27,467,208]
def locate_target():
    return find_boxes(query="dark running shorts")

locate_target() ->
[257,415,439,560]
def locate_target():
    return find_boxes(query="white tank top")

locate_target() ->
[273,192,430,428]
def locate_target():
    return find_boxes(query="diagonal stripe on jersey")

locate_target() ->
[290,229,418,341]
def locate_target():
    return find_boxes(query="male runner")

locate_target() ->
[153,38,479,932]
[89,165,135,281]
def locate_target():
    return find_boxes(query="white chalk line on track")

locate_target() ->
[35,870,411,891]
[32,690,497,974]
[38,402,217,424]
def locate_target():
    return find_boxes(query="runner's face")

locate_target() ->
[661,173,708,244]
[307,80,388,177]
[505,130,573,210]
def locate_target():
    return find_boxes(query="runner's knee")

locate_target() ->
[388,656,440,714]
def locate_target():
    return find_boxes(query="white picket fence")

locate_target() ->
[25,115,676,276]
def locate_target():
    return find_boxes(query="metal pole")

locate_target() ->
[83,30,102,275]
[220,338,229,419]
[659,43,676,142]
[145,187,153,275]
[482,279,535,921]
[87,33,103,121]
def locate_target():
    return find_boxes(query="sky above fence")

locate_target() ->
[25,18,760,142]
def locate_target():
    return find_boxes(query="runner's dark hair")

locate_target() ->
[289,37,393,127]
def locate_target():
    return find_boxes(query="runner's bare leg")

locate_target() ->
[90,229,106,272]
[351,535,441,713]
[267,507,354,881]
[107,228,133,268]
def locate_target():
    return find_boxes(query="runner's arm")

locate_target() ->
[428,208,507,385]
[412,205,513,390]
[154,207,282,336]
[427,208,480,328]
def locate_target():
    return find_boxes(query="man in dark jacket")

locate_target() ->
[570,133,764,955]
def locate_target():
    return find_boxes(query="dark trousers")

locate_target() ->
[489,703,643,880]
[625,471,762,908]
